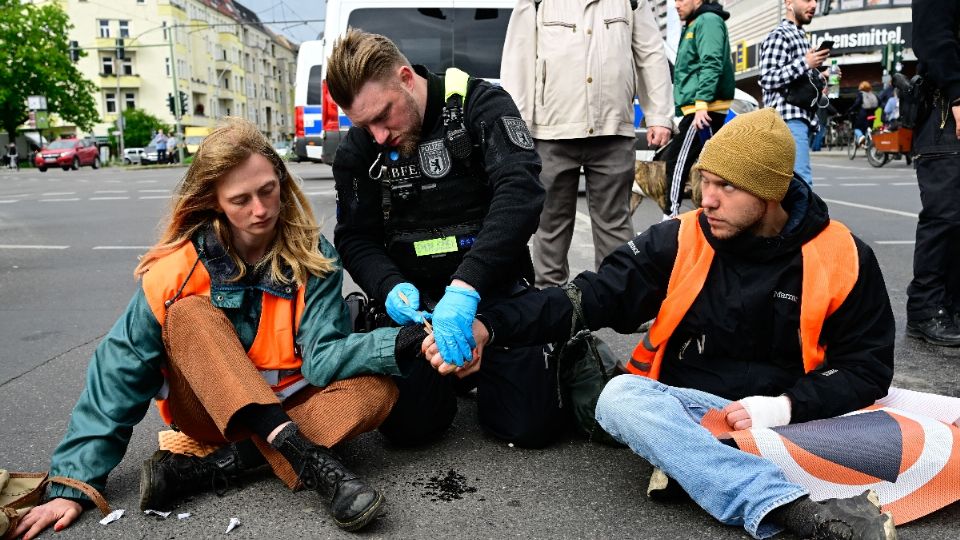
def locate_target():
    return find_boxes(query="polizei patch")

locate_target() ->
[501,117,534,150]
[418,139,452,179]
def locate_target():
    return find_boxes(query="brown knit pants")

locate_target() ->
[161,296,398,488]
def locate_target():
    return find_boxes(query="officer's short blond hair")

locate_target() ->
[326,28,411,110]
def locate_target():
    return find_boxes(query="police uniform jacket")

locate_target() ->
[480,180,895,423]
[333,65,545,303]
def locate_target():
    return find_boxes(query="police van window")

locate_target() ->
[306,65,323,105]
[347,8,509,80]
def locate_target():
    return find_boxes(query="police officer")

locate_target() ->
[327,29,562,447]
[905,0,960,346]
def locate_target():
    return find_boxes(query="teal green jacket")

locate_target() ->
[47,231,400,500]
[672,6,736,116]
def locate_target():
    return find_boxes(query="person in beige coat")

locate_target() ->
[501,0,674,287]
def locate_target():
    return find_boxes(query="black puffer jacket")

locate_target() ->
[482,180,895,423]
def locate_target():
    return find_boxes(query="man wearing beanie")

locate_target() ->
[430,109,897,540]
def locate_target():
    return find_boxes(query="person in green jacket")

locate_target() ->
[13,118,430,539]
[662,0,736,219]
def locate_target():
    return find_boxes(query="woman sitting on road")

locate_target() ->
[14,118,429,539]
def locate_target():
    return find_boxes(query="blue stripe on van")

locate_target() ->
[339,114,352,128]
[302,106,323,135]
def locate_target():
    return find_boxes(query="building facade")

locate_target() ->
[56,0,296,144]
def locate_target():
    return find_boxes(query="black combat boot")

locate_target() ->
[273,426,383,531]
[772,490,896,540]
[139,441,263,511]
[906,307,960,346]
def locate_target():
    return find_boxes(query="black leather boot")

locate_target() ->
[274,429,383,531]
[906,307,960,346]
[139,441,263,511]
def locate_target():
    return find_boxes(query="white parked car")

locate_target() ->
[123,147,146,165]
[273,141,292,160]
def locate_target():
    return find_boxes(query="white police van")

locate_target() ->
[293,40,325,163]
[316,0,516,164]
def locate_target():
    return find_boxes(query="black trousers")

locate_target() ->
[663,111,728,217]
[378,283,564,448]
[907,153,960,320]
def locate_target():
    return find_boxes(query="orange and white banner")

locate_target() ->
[701,388,960,524]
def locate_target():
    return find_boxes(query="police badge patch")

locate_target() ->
[418,139,452,179]
[501,117,535,150]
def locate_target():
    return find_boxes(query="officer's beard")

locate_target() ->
[396,89,423,158]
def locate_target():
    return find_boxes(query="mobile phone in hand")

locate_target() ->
[817,40,835,52]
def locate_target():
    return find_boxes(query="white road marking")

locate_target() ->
[304,190,334,196]
[95,190,127,194]
[0,244,69,249]
[876,240,915,245]
[136,180,158,183]
[138,189,170,193]
[41,191,75,196]
[821,198,918,218]
[39,198,80,202]
[139,195,171,199]
[892,182,916,186]
[0,200,17,204]
[840,183,878,187]
[92,245,151,250]
[104,180,121,183]
[89,196,130,201]
[575,211,592,227]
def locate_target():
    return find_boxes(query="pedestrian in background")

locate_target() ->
[905,0,960,347]
[500,0,674,287]
[759,0,827,186]
[152,129,168,164]
[662,0,735,219]
[848,81,878,147]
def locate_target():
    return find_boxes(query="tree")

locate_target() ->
[0,0,99,139]
[108,108,170,148]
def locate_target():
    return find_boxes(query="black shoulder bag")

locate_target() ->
[552,283,624,446]
[784,70,827,112]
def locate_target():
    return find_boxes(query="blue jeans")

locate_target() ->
[786,119,812,186]
[595,376,808,539]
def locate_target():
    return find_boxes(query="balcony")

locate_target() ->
[98,74,142,88]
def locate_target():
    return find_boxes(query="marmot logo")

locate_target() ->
[773,290,798,303]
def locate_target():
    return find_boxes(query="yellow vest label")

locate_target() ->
[414,236,458,256]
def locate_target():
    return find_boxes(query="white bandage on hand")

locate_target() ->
[738,395,792,429]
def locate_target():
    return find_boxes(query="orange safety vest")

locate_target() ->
[627,209,859,379]
[141,241,307,424]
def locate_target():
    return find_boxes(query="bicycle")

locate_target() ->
[824,116,851,151]
[847,114,877,160]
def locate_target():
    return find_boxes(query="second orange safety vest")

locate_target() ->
[141,241,307,424]
[627,209,859,379]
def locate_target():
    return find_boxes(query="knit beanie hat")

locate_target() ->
[693,108,795,202]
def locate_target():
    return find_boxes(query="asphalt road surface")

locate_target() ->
[1,153,957,539]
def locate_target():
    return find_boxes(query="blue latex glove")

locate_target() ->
[385,283,429,325]
[432,285,480,367]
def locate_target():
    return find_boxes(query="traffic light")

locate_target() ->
[115,38,125,60]
[822,0,832,16]
[167,93,176,115]
[69,40,80,63]
[178,91,188,115]
[892,41,903,73]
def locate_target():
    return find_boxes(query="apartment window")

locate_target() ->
[121,58,133,75]
[101,56,114,75]
[165,57,171,77]
[162,22,167,41]
[125,92,136,110]
[119,20,129,38]
[137,0,144,3]
[105,92,116,113]
[99,19,110,38]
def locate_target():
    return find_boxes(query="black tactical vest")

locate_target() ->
[369,69,491,294]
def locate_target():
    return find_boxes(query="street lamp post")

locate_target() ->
[167,24,185,163]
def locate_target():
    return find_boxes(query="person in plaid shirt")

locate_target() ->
[759,0,830,186]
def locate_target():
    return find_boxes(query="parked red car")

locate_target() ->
[34,138,101,172]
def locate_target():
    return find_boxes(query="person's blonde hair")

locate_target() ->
[858,81,873,92]
[134,117,334,285]
[326,28,410,110]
